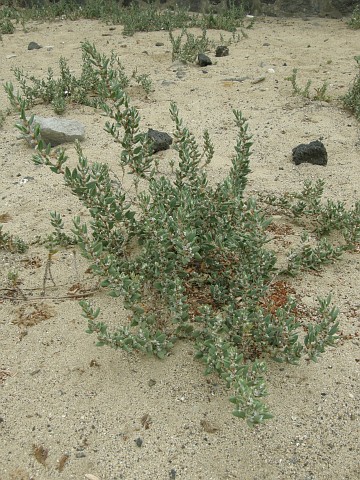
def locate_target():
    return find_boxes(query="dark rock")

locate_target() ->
[135,437,143,447]
[198,53,212,67]
[30,116,85,146]
[28,42,42,50]
[215,45,229,57]
[75,451,86,458]
[155,42,164,46]
[292,140,327,166]
[148,128,172,153]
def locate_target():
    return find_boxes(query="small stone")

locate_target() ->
[28,41,42,50]
[292,140,328,166]
[155,42,164,46]
[263,42,270,46]
[75,451,86,458]
[215,45,229,57]
[148,378,156,387]
[198,53,212,67]
[251,76,266,84]
[169,469,176,479]
[135,437,143,447]
[6,54,17,59]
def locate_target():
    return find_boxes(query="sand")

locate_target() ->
[0,14,359,480]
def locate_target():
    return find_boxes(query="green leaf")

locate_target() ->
[232,410,246,419]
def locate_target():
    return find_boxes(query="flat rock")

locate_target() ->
[292,140,328,166]
[31,116,85,146]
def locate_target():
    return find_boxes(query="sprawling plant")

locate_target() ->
[11,44,347,426]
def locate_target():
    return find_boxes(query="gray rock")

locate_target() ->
[198,53,212,67]
[28,42,42,50]
[31,116,85,146]
[215,46,229,57]
[292,140,327,166]
[147,128,172,153]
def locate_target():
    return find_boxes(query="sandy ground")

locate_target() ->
[0,14,359,480]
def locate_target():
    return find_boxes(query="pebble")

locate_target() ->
[135,437,143,447]
[251,76,266,84]
[6,54,17,59]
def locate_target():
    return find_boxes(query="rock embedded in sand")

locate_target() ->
[215,45,229,57]
[292,140,328,166]
[147,128,173,153]
[28,41,42,50]
[30,115,85,146]
[198,53,212,67]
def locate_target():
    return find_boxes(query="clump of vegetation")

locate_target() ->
[4,41,152,114]
[11,42,358,426]
[0,225,28,253]
[201,1,252,32]
[0,1,249,36]
[285,68,330,102]
[169,28,213,63]
[260,179,360,275]
[347,5,360,29]
[342,56,360,121]
[0,16,15,34]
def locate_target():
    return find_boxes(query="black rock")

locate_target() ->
[135,437,143,447]
[155,42,164,46]
[28,41,42,50]
[292,140,327,166]
[148,128,172,153]
[198,53,212,67]
[215,45,229,57]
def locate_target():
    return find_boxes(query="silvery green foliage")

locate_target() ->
[13,44,343,426]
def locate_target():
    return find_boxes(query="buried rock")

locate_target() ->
[215,45,229,57]
[30,116,85,146]
[147,128,172,153]
[292,140,328,166]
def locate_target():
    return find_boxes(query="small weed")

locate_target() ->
[4,41,152,114]
[347,5,360,29]
[0,17,15,34]
[286,68,330,102]
[0,108,10,128]
[342,56,360,121]
[201,2,247,32]
[0,225,28,253]
[169,28,213,63]
[132,68,153,95]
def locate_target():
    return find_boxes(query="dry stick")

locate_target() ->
[41,252,56,296]
[0,291,97,302]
